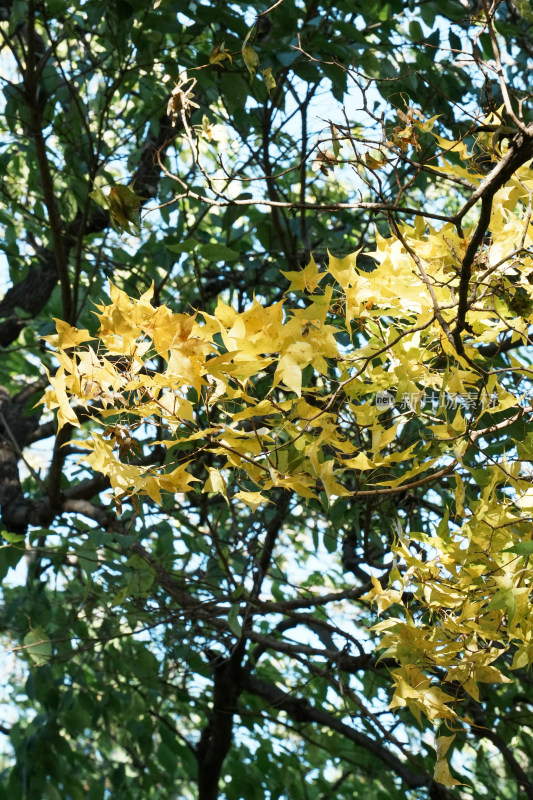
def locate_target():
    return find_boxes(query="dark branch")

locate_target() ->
[452,127,533,353]
[240,673,441,792]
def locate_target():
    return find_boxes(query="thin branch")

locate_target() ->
[25,0,72,321]
[481,0,526,131]
[240,673,439,791]
[452,128,533,352]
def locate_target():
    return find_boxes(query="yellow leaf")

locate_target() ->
[262,67,276,95]
[434,758,463,788]
[342,452,376,470]
[210,42,232,65]
[434,737,464,788]
[234,491,271,511]
[242,30,260,79]
[105,185,144,233]
[436,733,455,760]
[158,463,200,494]
[327,249,361,290]
[43,319,93,349]
[315,459,351,502]
[203,467,228,500]
[454,472,465,517]
[365,151,388,169]
[415,113,440,132]
[231,399,277,421]
[363,575,402,615]
[281,256,323,293]
[43,368,81,430]
[274,355,302,396]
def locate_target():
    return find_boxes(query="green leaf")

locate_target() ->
[409,21,424,41]
[77,541,100,575]
[166,237,198,254]
[510,0,533,21]
[199,243,240,261]
[504,542,533,555]
[449,30,462,53]
[23,628,52,666]
[1,530,25,543]
[227,604,242,637]
[323,529,337,554]
[126,554,156,596]
[0,544,23,581]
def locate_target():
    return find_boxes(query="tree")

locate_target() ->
[2,0,533,798]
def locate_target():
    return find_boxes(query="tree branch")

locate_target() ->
[240,673,441,791]
[452,128,533,352]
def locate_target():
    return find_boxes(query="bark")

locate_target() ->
[196,657,242,800]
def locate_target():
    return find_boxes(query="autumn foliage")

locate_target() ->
[42,113,533,786]
[5,0,533,795]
